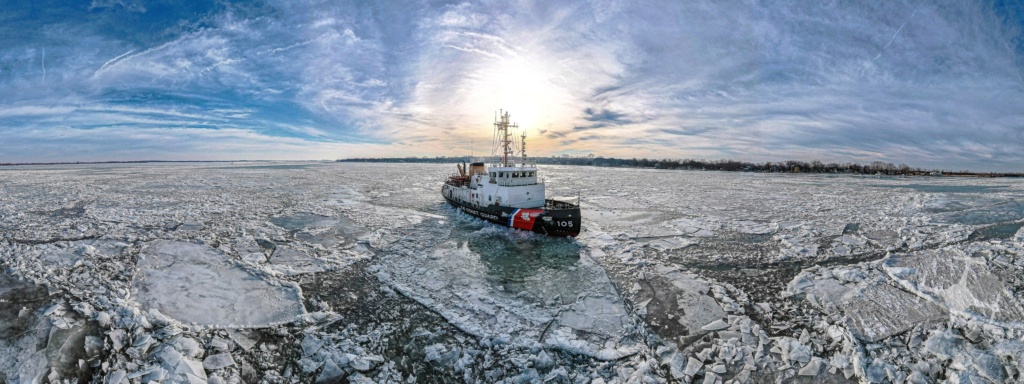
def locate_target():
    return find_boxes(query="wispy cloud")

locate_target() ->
[1,0,1022,170]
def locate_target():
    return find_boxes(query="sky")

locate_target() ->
[1,0,1023,171]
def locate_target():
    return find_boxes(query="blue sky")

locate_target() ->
[2,0,1023,171]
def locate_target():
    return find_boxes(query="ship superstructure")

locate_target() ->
[442,111,580,237]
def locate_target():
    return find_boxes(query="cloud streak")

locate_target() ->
[0,0,1022,171]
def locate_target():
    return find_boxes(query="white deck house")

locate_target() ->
[475,166,545,208]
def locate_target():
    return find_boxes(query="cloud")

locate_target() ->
[0,0,1022,171]
[89,0,146,13]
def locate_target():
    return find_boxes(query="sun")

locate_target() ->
[460,54,572,142]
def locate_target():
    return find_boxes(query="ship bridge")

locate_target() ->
[487,166,538,187]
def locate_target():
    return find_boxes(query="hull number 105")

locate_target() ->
[555,221,573,228]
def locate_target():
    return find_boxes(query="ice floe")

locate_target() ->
[133,240,306,327]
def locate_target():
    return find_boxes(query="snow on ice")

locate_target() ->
[1,162,1023,382]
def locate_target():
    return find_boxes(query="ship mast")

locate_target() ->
[494,110,518,167]
[521,130,527,165]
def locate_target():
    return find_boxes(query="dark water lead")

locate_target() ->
[842,223,860,234]
[968,222,1024,242]
[938,202,1024,225]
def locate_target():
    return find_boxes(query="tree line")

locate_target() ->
[339,155,1023,177]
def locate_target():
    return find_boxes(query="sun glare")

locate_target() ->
[461,55,572,149]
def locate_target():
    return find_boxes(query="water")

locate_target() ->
[968,222,1024,242]
[2,163,1023,383]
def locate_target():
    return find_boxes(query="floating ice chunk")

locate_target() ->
[839,281,947,342]
[557,296,628,336]
[133,240,305,327]
[202,353,235,370]
[832,244,852,256]
[424,344,448,364]
[701,319,729,331]
[658,269,727,338]
[84,336,103,358]
[241,253,267,264]
[832,268,865,283]
[786,275,815,293]
[692,229,715,238]
[683,357,703,376]
[108,329,127,351]
[907,370,930,384]
[176,357,206,378]
[776,337,812,364]
[543,327,639,360]
[347,355,368,371]
[648,236,697,251]
[734,220,776,235]
[210,338,230,352]
[789,270,946,342]
[268,244,332,275]
[993,340,1024,356]
[95,311,112,327]
[805,279,850,310]
[664,352,687,379]
[775,232,821,260]
[532,350,554,370]
[315,358,344,384]
[299,333,323,358]
[923,329,964,360]
[591,232,617,246]
[864,359,888,383]
[227,329,257,351]
[106,370,127,384]
[798,357,822,376]
[174,337,202,358]
[967,349,1007,382]
[884,249,1024,323]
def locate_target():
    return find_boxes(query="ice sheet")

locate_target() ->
[4,162,1024,383]
[133,240,306,327]
[883,249,1024,325]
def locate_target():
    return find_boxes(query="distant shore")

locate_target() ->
[0,160,255,167]
[4,158,1020,177]
[338,156,1024,178]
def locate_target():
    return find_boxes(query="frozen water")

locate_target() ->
[370,224,642,359]
[202,352,236,370]
[3,162,1024,382]
[789,272,948,342]
[133,240,306,327]
[883,248,1024,324]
